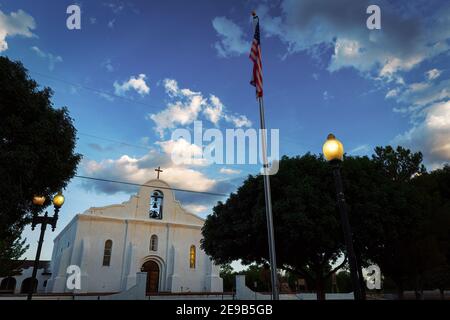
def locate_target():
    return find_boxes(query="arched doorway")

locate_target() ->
[141,260,159,293]
[20,277,38,294]
[0,277,16,293]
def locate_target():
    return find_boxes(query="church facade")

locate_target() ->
[46,178,223,294]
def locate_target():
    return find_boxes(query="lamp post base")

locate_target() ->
[332,164,364,300]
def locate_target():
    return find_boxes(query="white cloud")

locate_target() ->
[386,88,400,99]
[98,92,115,102]
[184,204,208,215]
[104,2,125,14]
[156,138,208,166]
[149,80,205,137]
[212,16,249,58]
[220,167,241,175]
[378,56,423,77]
[224,114,252,128]
[83,151,217,194]
[387,72,450,167]
[206,94,252,128]
[328,39,366,72]
[322,90,333,101]
[101,58,114,72]
[163,78,180,96]
[80,141,237,214]
[151,99,203,134]
[162,78,199,98]
[409,82,430,93]
[210,1,450,169]
[108,19,115,29]
[394,100,450,167]
[149,79,252,137]
[0,9,36,52]
[80,120,238,198]
[394,79,450,110]
[114,74,150,96]
[426,68,441,80]
[80,128,238,211]
[203,94,224,125]
[241,0,450,80]
[349,144,371,155]
[31,46,63,71]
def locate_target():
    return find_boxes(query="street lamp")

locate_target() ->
[323,134,363,300]
[27,191,65,300]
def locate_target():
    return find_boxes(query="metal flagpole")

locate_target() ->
[257,96,279,300]
[250,11,279,300]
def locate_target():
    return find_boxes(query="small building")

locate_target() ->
[0,261,51,295]
[45,178,223,294]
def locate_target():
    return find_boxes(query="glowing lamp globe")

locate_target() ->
[32,196,46,206]
[52,192,65,208]
[323,134,344,162]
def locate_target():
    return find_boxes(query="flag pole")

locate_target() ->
[251,11,279,300]
[258,95,279,300]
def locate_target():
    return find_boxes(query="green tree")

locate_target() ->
[413,166,450,299]
[202,147,449,300]
[0,230,28,276]
[219,264,235,292]
[344,146,427,299]
[202,154,346,300]
[241,264,271,292]
[0,57,81,276]
[335,271,352,293]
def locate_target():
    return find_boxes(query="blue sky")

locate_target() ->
[1,0,449,261]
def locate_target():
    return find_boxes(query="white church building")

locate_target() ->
[46,177,223,295]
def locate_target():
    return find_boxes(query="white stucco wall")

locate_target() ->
[46,179,223,294]
[0,265,51,294]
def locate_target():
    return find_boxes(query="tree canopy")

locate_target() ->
[202,154,346,299]
[0,57,81,276]
[201,148,450,299]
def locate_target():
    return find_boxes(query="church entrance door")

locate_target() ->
[141,260,159,293]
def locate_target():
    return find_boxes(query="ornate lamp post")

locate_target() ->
[27,192,65,300]
[323,134,363,300]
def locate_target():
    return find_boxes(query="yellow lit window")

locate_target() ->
[189,245,196,269]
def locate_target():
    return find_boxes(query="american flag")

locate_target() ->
[249,16,263,98]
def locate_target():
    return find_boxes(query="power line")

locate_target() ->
[77,133,290,185]
[30,72,308,184]
[74,175,229,197]
[79,129,309,155]
[30,70,164,110]
[79,132,152,151]
[32,71,310,152]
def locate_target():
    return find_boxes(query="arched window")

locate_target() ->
[0,277,16,293]
[189,245,196,269]
[102,240,113,266]
[150,235,158,251]
[149,190,163,219]
[20,277,37,294]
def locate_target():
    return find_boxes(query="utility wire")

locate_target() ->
[74,175,229,197]
[31,72,308,187]
[32,71,310,152]
[80,130,308,155]
[30,70,164,110]
[79,132,152,150]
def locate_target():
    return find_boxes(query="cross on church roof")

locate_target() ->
[155,166,163,179]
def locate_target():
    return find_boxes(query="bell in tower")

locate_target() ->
[149,190,163,219]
